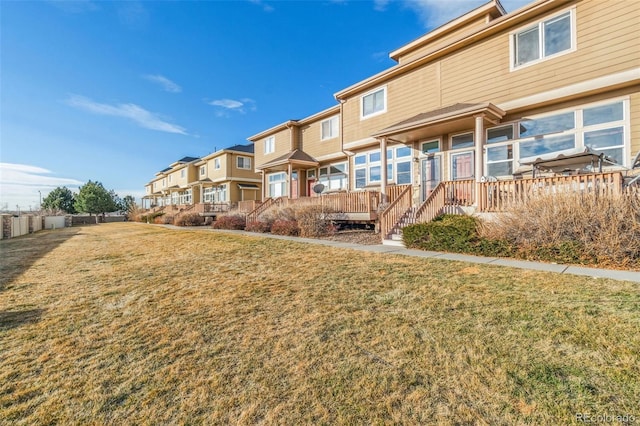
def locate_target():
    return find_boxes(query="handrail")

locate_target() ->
[414,182,446,224]
[385,184,411,203]
[281,191,381,214]
[246,197,282,223]
[379,184,412,240]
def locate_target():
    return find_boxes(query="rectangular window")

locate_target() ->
[321,116,339,140]
[487,125,514,144]
[354,146,412,188]
[237,156,251,169]
[520,134,576,159]
[513,10,573,68]
[486,145,514,177]
[361,86,387,119]
[168,175,172,183]
[519,112,575,138]
[451,132,474,150]
[268,172,286,197]
[307,169,317,180]
[264,136,275,154]
[200,166,206,176]
[181,169,186,178]
[319,163,347,191]
[214,158,221,170]
[583,102,624,127]
[421,140,440,154]
[162,178,166,187]
[584,127,624,165]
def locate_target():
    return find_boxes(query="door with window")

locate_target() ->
[421,156,441,201]
[451,151,474,204]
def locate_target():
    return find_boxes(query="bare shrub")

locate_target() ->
[212,214,246,230]
[154,214,173,225]
[174,212,204,226]
[245,221,271,233]
[479,192,640,267]
[271,219,299,236]
[295,205,336,238]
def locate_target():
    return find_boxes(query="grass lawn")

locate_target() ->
[1,223,639,424]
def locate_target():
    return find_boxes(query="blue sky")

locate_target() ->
[0,0,529,210]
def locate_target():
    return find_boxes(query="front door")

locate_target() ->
[421,156,441,201]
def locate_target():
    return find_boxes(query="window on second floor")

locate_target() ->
[214,158,221,170]
[321,116,339,140]
[361,86,387,119]
[512,9,574,69]
[180,169,186,178]
[168,175,172,183]
[200,166,206,176]
[237,156,251,170]
[264,136,275,154]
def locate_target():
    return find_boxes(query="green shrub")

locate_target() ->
[271,219,299,236]
[212,214,246,230]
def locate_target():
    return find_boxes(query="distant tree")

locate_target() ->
[120,195,137,213]
[74,181,119,216]
[41,187,77,213]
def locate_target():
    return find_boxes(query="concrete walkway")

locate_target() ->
[162,225,640,283]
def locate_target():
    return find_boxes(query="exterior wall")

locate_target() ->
[167,164,195,189]
[228,152,260,180]
[631,90,640,158]
[397,14,491,65]
[299,115,343,159]
[253,128,291,169]
[440,1,640,106]
[204,155,228,182]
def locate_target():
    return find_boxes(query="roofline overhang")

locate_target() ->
[199,148,255,162]
[335,0,569,100]
[247,120,298,142]
[389,0,506,62]
[256,158,319,171]
[372,103,506,139]
[296,104,341,126]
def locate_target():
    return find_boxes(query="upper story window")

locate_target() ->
[237,156,251,170]
[168,175,172,183]
[180,169,186,178]
[153,182,158,189]
[361,86,387,119]
[200,166,206,176]
[451,132,474,150]
[162,178,166,187]
[421,140,440,154]
[264,136,275,154]
[512,9,575,69]
[214,158,221,170]
[321,116,339,140]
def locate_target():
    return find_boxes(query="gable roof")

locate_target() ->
[257,149,319,170]
[225,144,254,154]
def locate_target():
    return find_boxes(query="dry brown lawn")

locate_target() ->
[1,223,639,425]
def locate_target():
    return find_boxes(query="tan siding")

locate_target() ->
[229,153,261,180]
[205,156,227,181]
[300,116,342,158]
[253,128,291,168]
[441,1,640,106]
[398,15,490,65]
[631,91,640,159]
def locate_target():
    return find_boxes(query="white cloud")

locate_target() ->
[208,98,257,116]
[0,163,84,209]
[143,74,182,93]
[402,0,532,28]
[66,95,188,135]
[374,0,390,12]
[248,0,274,12]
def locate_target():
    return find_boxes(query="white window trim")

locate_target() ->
[214,158,221,170]
[200,166,206,176]
[237,156,251,170]
[180,169,186,178]
[353,146,412,189]
[264,136,275,154]
[321,115,340,140]
[449,131,475,152]
[420,138,442,156]
[360,85,387,120]
[509,7,576,72]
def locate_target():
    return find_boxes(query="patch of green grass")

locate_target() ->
[1,223,639,424]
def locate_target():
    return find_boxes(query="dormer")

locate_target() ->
[389,0,506,65]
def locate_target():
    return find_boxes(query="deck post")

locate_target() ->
[261,170,266,201]
[474,114,485,184]
[380,137,388,204]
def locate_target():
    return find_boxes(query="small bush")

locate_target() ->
[245,220,271,233]
[212,214,246,230]
[271,219,299,236]
[154,214,173,225]
[174,212,204,227]
[295,205,336,238]
[403,214,513,256]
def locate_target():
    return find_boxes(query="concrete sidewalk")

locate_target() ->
[163,225,640,283]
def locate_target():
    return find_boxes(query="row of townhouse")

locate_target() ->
[143,144,262,214]
[246,0,639,242]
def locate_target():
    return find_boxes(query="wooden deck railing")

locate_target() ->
[380,184,413,240]
[385,184,411,203]
[414,182,447,224]
[246,197,282,223]
[282,191,380,214]
[477,172,624,212]
[413,179,475,224]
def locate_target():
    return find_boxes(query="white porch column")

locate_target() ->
[287,163,293,198]
[474,115,485,182]
[380,137,388,204]
[261,170,266,200]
